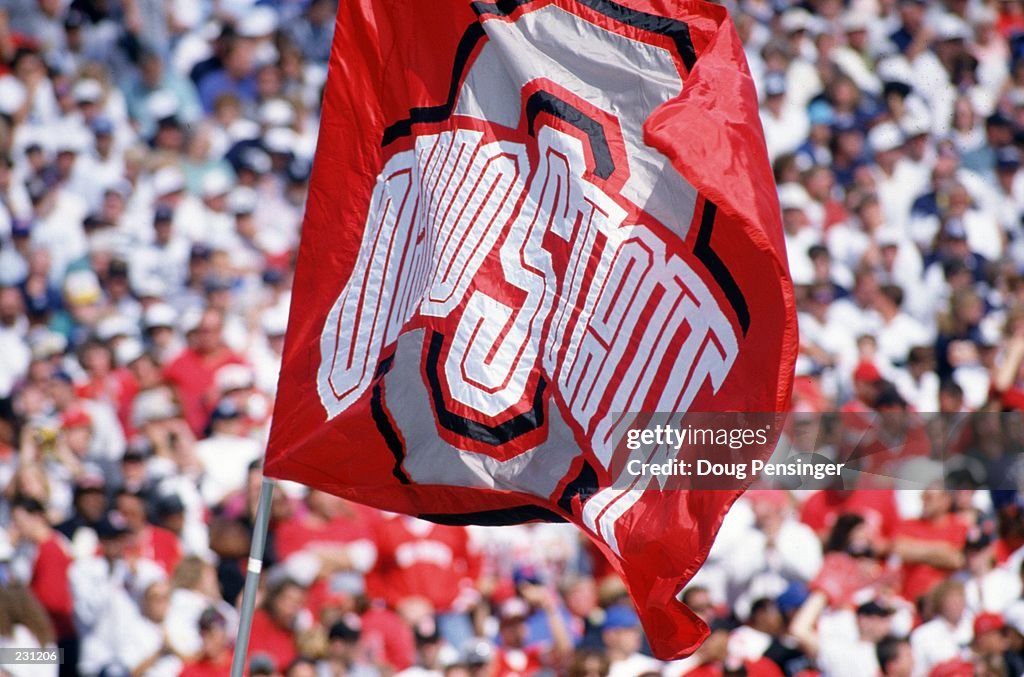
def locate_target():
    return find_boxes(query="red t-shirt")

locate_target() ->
[494,646,544,677]
[31,533,74,638]
[367,516,480,612]
[800,489,900,543]
[360,605,416,671]
[126,525,182,576]
[180,653,232,677]
[274,505,377,560]
[163,348,247,435]
[894,515,968,601]
[75,369,139,435]
[247,608,297,672]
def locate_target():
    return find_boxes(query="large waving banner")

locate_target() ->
[266,0,796,658]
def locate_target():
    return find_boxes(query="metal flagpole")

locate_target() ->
[231,476,276,677]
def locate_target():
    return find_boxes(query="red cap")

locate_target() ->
[974,612,1005,637]
[61,406,92,429]
[852,360,882,383]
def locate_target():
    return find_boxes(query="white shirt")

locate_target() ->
[195,432,263,506]
[70,555,166,676]
[960,566,1023,615]
[817,637,880,677]
[608,652,663,677]
[725,519,823,620]
[910,615,973,677]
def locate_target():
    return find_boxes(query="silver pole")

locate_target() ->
[230,477,276,677]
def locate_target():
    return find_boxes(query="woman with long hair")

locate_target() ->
[0,583,58,677]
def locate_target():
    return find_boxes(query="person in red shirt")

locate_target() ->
[893,486,968,602]
[9,495,76,657]
[848,387,931,485]
[75,338,138,435]
[163,307,247,436]
[181,608,233,677]
[800,489,901,549]
[115,486,183,575]
[248,577,307,671]
[368,515,481,647]
[493,591,572,677]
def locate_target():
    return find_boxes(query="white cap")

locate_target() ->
[201,170,234,198]
[237,6,278,38]
[280,552,320,587]
[115,337,146,366]
[215,363,255,392]
[841,9,872,32]
[876,58,915,87]
[0,75,27,116]
[146,90,180,121]
[868,122,904,154]
[179,307,204,335]
[227,118,261,143]
[228,186,258,215]
[64,269,102,305]
[260,306,288,336]
[264,127,297,154]
[96,315,139,342]
[56,126,91,154]
[72,78,103,103]
[932,13,971,42]
[133,275,168,299]
[778,182,812,212]
[780,8,813,33]
[875,227,903,248]
[131,388,180,427]
[901,113,931,138]
[143,302,177,329]
[259,99,295,128]
[152,166,186,196]
[29,330,68,360]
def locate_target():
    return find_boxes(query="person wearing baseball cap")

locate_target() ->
[180,608,232,677]
[601,604,661,676]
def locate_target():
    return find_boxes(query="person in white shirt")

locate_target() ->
[760,72,810,163]
[956,531,1022,615]
[725,491,823,619]
[117,579,185,677]
[70,512,166,676]
[779,183,822,286]
[603,605,662,677]
[910,580,972,677]
[874,284,934,367]
[791,593,896,677]
[194,399,262,506]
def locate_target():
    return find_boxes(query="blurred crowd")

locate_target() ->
[7,0,1024,676]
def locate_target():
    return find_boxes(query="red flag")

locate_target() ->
[266,0,796,659]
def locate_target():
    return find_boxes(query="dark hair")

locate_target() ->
[824,513,866,553]
[11,495,46,516]
[879,284,904,308]
[876,636,908,674]
[262,577,303,613]
[749,597,776,619]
